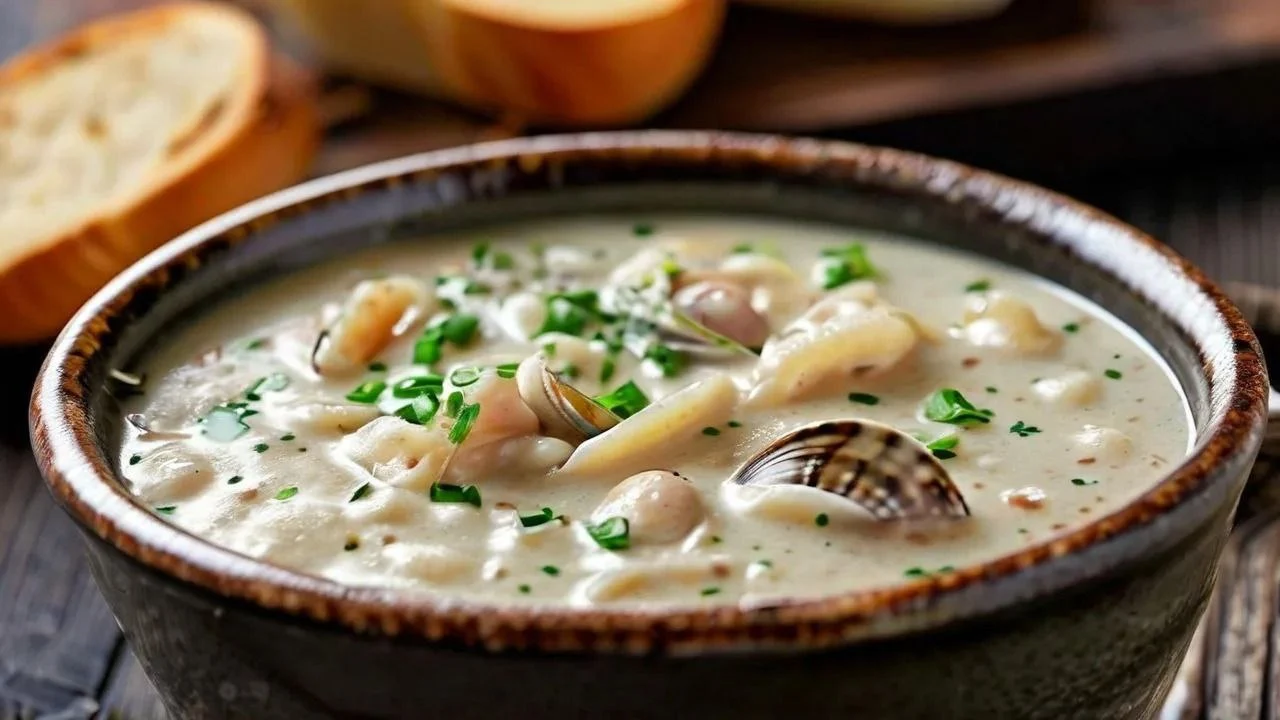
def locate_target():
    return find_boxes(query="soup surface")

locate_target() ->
[119,215,1191,608]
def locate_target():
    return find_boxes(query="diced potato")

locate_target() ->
[1033,370,1102,407]
[1073,424,1133,464]
[958,291,1060,355]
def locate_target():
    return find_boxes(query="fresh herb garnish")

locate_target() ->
[154,505,177,515]
[496,363,519,380]
[393,375,444,398]
[904,566,953,578]
[1071,477,1099,486]
[541,565,560,577]
[280,434,295,441]
[1009,421,1042,438]
[252,443,270,454]
[128,453,142,466]
[445,390,464,418]
[429,482,482,507]
[848,392,880,406]
[599,356,617,383]
[815,513,830,527]
[727,420,743,428]
[926,434,960,460]
[471,242,490,267]
[541,342,557,357]
[702,426,722,437]
[349,482,373,502]
[448,403,481,445]
[344,538,360,551]
[818,242,877,289]
[441,314,480,346]
[368,362,388,372]
[924,388,993,425]
[537,292,601,338]
[586,517,630,551]
[449,366,481,387]
[700,587,721,597]
[1062,322,1080,334]
[594,381,650,419]
[731,244,755,254]
[227,475,243,485]
[633,223,655,237]
[643,344,686,377]
[986,386,998,394]
[346,380,387,404]
[1105,369,1123,380]
[395,393,440,425]
[519,507,562,529]
[964,280,992,293]
[274,487,298,501]
[518,584,532,594]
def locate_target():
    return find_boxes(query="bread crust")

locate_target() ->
[0,2,321,343]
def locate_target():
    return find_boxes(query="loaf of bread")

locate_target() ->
[268,0,726,127]
[0,1,321,343]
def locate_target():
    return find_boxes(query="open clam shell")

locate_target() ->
[515,357,620,445]
[730,419,970,520]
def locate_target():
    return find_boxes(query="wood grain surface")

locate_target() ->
[2,1,1280,718]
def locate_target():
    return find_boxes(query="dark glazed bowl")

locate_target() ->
[30,132,1270,720]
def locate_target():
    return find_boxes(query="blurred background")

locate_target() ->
[1,0,1278,717]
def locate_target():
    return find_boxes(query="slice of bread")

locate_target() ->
[0,1,321,344]
[269,0,726,126]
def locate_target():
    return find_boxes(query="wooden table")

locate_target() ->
[3,2,1280,718]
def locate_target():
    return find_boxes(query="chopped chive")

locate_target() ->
[923,388,993,425]
[227,475,244,485]
[496,363,519,380]
[633,223,655,237]
[1105,369,1123,380]
[586,516,630,551]
[395,393,440,426]
[491,251,516,270]
[926,434,960,460]
[518,584,532,594]
[848,392,880,406]
[519,507,561,528]
[471,242,490,267]
[343,538,360,551]
[245,338,266,350]
[368,362,388,372]
[413,335,442,365]
[429,482,482,507]
[448,403,481,445]
[440,314,480,346]
[1062,322,1080,334]
[700,587,721,597]
[643,344,687,378]
[727,420,743,428]
[702,426,722,437]
[904,567,926,578]
[445,391,464,418]
[594,381,649,419]
[819,243,877,290]
[252,443,269,454]
[541,342,557,357]
[541,565,560,577]
[1071,477,1099,486]
[815,513,830,527]
[731,243,754,254]
[349,482,373,502]
[1009,421,1042,438]
[274,487,298,501]
[537,295,596,337]
[280,433,295,441]
[755,559,773,568]
[710,535,723,544]
[392,375,444,398]
[965,280,992,293]
[154,505,177,515]
[599,356,617,383]
[346,380,387,404]
[449,366,481,387]
[128,453,142,466]
[986,386,998,394]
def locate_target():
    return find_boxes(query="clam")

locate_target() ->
[515,356,620,445]
[610,283,759,358]
[730,419,969,520]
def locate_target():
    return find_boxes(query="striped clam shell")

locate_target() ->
[730,420,970,520]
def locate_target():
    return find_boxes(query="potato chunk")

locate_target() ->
[958,291,1060,355]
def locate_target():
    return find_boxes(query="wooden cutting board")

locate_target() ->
[661,0,1280,130]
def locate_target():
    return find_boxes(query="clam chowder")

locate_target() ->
[119,216,1191,607]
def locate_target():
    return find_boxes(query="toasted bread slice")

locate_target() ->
[0,1,321,343]
[270,0,725,126]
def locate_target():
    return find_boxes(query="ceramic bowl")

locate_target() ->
[30,132,1271,719]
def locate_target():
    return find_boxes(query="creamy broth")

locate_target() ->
[119,216,1191,608]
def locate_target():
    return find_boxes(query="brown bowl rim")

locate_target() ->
[29,131,1269,653]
